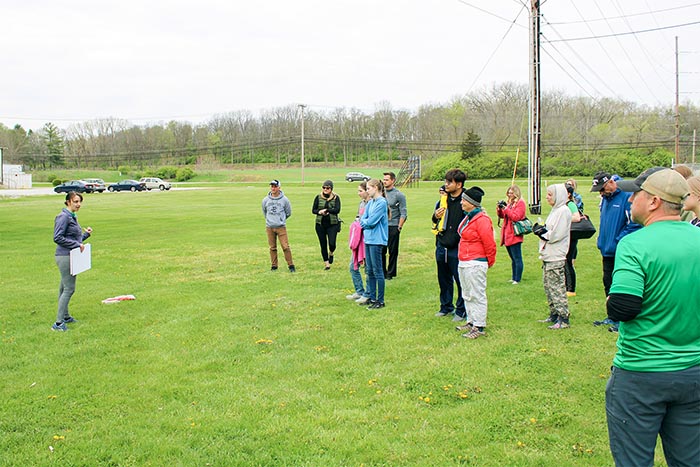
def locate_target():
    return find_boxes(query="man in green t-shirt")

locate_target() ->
[605,167,700,467]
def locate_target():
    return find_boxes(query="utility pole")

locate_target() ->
[299,104,306,186]
[675,36,680,163]
[527,0,541,215]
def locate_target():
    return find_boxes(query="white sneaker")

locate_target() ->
[512,281,519,285]
[346,293,361,300]
[355,296,370,304]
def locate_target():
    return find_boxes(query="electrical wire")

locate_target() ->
[455,0,527,28]
[546,2,700,25]
[465,4,528,95]
[546,19,700,42]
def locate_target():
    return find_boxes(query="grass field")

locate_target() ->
[0,174,667,466]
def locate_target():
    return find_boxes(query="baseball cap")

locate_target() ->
[590,171,612,192]
[617,167,690,204]
[269,179,281,187]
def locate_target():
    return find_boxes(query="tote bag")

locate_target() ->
[512,217,533,236]
[571,215,596,240]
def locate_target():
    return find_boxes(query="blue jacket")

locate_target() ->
[360,197,388,246]
[597,188,640,257]
[54,208,90,256]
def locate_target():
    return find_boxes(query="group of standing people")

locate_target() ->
[261,173,408,310]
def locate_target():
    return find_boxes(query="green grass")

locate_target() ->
[0,180,667,466]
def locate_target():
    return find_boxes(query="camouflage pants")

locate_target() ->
[542,260,569,321]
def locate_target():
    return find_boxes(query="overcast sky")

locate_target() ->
[2,0,699,130]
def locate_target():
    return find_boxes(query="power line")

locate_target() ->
[546,2,700,25]
[466,4,528,94]
[547,19,700,42]
[455,0,527,28]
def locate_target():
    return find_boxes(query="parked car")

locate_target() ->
[54,180,93,194]
[139,177,172,191]
[83,178,106,193]
[107,180,147,192]
[345,172,371,182]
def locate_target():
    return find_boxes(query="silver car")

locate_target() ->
[139,177,172,191]
[345,172,371,182]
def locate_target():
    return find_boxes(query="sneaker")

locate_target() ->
[434,311,450,317]
[452,314,467,322]
[288,265,296,273]
[367,301,385,310]
[548,321,570,330]
[455,323,473,332]
[608,325,619,333]
[566,291,576,297]
[52,322,68,332]
[355,296,370,304]
[512,281,519,285]
[463,328,485,339]
[346,293,361,300]
[271,266,278,271]
[593,318,616,326]
[63,316,77,323]
[537,316,556,323]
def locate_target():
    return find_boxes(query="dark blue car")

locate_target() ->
[107,180,147,192]
[54,180,92,194]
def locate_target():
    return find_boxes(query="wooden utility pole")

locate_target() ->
[675,36,680,163]
[527,0,542,215]
[299,104,306,186]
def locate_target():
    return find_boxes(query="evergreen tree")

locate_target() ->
[42,122,65,167]
[461,130,482,160]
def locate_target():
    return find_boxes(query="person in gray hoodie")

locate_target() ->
[533,184,572,329]
[262,180,295,272]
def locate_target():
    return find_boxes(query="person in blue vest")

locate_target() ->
[590,171,640,332]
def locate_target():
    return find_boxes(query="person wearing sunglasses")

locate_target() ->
[312,180,342,270]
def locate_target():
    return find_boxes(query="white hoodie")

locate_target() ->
[538,184,572,262]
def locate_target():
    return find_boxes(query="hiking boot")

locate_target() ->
[52,322,68,332]
[455,323,473,332]
[463,328,485,339]
[346,293,361,300]
[355,296,370,304]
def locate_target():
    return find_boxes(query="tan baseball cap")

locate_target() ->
[617,167,690,204]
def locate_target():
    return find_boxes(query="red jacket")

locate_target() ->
[457,210,497,268]
[496,199,526,247]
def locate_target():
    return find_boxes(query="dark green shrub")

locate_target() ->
[157,166,178,179]
[52,179,63,186]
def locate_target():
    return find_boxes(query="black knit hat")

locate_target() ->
[462,186,484,207]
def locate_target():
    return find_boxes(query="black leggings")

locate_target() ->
[564,238,578,292]
[315,223,340,261]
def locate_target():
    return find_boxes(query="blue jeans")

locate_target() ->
[365,244,385,303]
[435,245,465,318]
[506,243,523,282]
[606,365,700,467]
[349,258,368,297]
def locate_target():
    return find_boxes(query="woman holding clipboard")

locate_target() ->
[52,191,92,331]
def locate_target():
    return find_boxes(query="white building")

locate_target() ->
[2,164,33,189]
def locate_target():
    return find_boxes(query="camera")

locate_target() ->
[497,200,507,209]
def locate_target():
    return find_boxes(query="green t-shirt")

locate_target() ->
[611,220,700,372]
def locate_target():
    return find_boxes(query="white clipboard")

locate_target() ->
[70,243,92,276]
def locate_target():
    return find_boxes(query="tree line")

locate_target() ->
[1,82,698,178]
